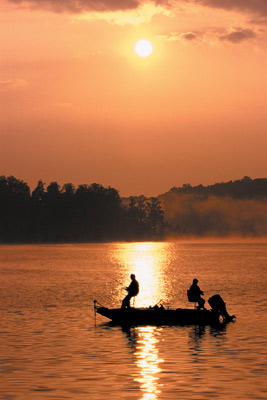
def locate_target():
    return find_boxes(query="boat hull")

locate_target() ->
[95,306,222,326]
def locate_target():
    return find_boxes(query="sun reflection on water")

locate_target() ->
[134,326,164,400]
[112,242,172,307]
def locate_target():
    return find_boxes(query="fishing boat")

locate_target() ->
[93,295,236,326]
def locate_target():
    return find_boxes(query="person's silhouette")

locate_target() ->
[121,274,139,309]
[188,278,206,309]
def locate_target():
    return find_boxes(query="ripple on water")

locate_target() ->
[1,243,267,400]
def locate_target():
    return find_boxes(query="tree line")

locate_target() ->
[0,176,165,243]
[166,176,267,199]
[1,175,267,243]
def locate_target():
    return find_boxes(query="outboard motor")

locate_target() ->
[208,294,235,323]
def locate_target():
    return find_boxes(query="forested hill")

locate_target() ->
[158,177,267,237]
[161,177,267,199]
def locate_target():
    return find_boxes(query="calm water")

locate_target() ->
[0,242,266,400]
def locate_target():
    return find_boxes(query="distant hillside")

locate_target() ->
[158,177,267,237]
[160,177,267,200]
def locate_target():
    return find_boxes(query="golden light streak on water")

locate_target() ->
[112,242,172,307]
[134,327,164,399]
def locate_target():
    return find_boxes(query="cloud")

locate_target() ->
[220,27,257,43]
[4,0,267,32]
[157,31,199,42]
[0,79,29,91]
[6,0,267,16]
[181,32,197,40]
[6,0,142,13]
[159,26,259,46]
[196,0,267,18]
[80,2,173,25]
[4,0,267,31]
[249,17,267,26]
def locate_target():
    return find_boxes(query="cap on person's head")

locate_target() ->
[193,278,198,284]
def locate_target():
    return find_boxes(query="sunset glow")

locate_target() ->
[1,1,267,196]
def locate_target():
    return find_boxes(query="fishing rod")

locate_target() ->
[102,272,126,289]
[153,299,164,307]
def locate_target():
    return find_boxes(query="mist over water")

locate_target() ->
[161,194,267,237]
[1,242,266,400]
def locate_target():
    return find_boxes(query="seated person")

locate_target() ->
[188,278,206,309]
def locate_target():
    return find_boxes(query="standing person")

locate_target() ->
[188,278,206,309]
[121,274,139,309]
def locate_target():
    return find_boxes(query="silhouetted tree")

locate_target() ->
[145,197,165,237]
[59,183,76,241]
[0,176,31,241]
[125,197,148,239]
[30,180,46,241]
[44,182,63,240]
[32,180,46,202]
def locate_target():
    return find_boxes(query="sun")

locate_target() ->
[135,39,153,58]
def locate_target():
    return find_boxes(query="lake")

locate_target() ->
[0,241,266,400]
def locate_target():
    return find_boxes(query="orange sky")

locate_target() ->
[1,0,267,196]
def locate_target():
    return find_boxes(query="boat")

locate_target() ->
[93,295,236,326]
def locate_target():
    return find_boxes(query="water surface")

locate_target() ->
[1,242,266,399]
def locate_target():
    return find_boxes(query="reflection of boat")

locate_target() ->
[94,298,235,326]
